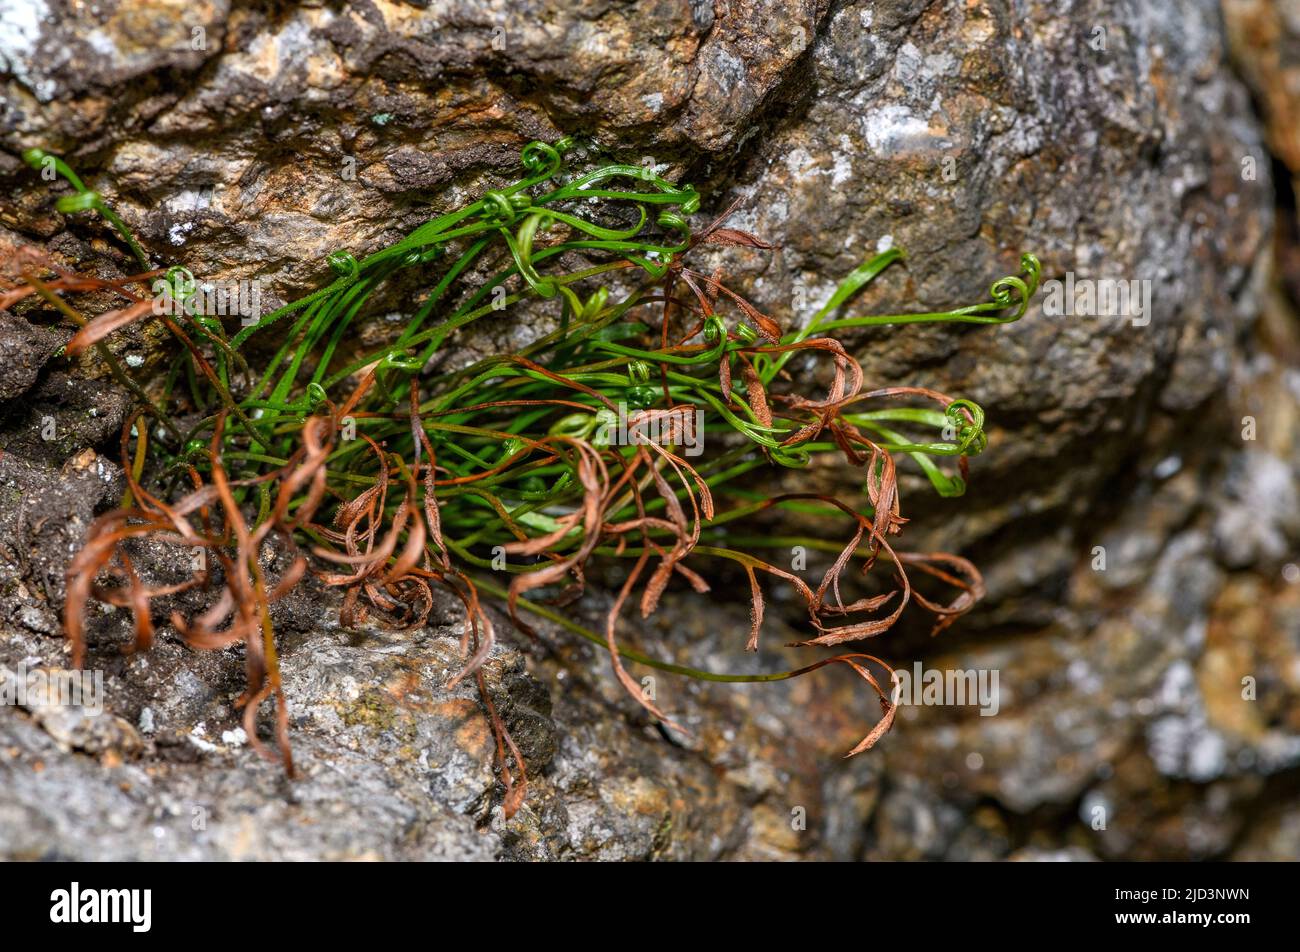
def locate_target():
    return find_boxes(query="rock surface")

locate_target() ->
[1,0,1298,860]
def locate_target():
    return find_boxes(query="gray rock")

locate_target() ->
[0,311,62,400]
[0,0,1297,861]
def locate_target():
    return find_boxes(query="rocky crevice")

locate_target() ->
[1,0,1298,859]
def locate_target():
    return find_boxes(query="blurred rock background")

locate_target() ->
[0,0,1297,859]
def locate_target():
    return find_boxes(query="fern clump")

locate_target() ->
[11,139,1039,815]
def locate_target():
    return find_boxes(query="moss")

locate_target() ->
[336,690,418,747]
